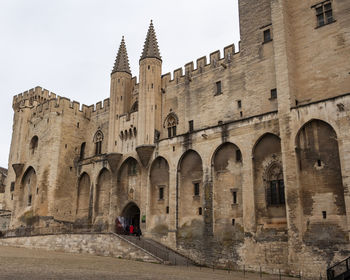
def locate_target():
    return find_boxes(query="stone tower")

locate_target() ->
[108,36,132,152]
[136,21,162,166]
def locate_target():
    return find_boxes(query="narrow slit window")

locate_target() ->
[194,183,200,196]
[233,191,237,204]
[189,120,194,132]
[159,187,164,200]
[216,81,222,95]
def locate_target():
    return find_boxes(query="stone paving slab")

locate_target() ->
[0,245,295,280]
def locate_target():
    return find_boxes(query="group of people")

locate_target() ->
[126,224,142,239]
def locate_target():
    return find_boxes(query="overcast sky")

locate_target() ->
[0,0,240,168]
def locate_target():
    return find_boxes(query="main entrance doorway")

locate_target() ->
[115,202,140,234]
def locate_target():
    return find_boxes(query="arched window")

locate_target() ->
[80,142,86,160]
[30,136,38,154]
[94,131,104,155]
[266,163,285,206]
[130,101,138,113]
[167,116,177,138]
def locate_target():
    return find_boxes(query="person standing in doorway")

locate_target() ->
[129,224,134,235]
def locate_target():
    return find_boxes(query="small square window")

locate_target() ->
[263,29,272,43]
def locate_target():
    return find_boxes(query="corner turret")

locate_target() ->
[108,36,132,152]
[137,21,162,165]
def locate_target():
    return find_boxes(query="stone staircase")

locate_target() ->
[112,233,195,266]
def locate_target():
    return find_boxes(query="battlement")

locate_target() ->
[12,86,57,109]
[13,86,110,120]
[161,43,239,88]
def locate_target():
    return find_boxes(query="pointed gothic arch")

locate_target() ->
[296,119,346,245]
[177,149,204,239]
[93,130,104,155]
[149,156,170,235]
[211,142,243,240]
[253,133,286,226]
[164,112,179,138]
[76,172,91,223]
[95,168,111,220]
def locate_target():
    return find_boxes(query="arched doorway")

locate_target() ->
[117,202,140,234]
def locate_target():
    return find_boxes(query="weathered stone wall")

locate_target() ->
[2,0,350,277]
[0,234,159,263]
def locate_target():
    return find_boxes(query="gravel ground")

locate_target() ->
[0,245,292,280]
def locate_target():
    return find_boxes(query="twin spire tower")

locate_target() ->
[108,21,162,164]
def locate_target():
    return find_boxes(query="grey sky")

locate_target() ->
[0,0,240,168]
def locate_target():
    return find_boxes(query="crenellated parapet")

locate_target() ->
[12,86,57,110]
[161,43,238,89]
[13,86,110,120]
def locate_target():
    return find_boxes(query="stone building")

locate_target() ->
[0,167,7,208]
[2,0,350,276]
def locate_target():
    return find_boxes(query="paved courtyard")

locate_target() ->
[0,245,293,280]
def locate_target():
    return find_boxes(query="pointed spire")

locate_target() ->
[112,36,131,75]
[140,20,161,61]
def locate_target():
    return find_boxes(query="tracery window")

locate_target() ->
[266,163,285,206]
[94,130,104,155]
[167,116,177,138]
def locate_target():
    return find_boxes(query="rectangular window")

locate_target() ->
[10,182,15,192]
[263,29,271,43]
[270,88,277,99]
[166,206,169,214]
[11,194,13,200]
[233,191,237,204]
[237,100,242,109]
[189,120,194,132]
[198,207,202,215]
[314,1,334,27]
[216,81,222,95]
[172,126,176,137]
[28,195,32,206]
[194,183,200,196]
[159,187,164,200]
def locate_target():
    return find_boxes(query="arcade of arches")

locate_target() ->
[12,119,349,275]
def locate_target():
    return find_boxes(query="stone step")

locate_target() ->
[116,234,195,266]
